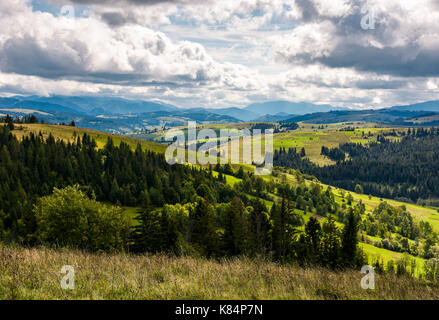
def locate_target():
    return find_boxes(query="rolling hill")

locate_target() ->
[391,100,439,113]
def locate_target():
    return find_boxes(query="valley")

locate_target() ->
[6,121,439,278]
[2,99,439,300]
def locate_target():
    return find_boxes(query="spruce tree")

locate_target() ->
[249,199,271,256]
[304,217,321,265]
[341,209,359,267]
[320,215,341,269]
[271,196,291,261]
[223,196,250,256]
[191,199,219,257]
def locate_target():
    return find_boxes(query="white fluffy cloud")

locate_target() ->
[0,4,254,86]
[0,0,439,109]
[0,0,265,107]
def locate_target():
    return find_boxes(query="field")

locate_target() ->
[135,121,401,166]
[273,125,400,166]
[1,245,438,300]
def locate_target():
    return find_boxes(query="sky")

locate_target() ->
[0,0,438,109]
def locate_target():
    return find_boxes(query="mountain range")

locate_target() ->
[1,95,439,132]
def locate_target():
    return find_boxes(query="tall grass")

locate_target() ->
[1,245,438,300]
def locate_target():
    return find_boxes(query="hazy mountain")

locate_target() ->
[205,107,259,121]
[0,97,85,114]
[0,96,241,134]
[25,95,179,114]
[2,96,344,121]
[391,100,439,113]
[253,113,298,122]
[245,100,342,116]
[6,95,439,130]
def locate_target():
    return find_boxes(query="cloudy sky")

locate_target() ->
[0,0,438,109]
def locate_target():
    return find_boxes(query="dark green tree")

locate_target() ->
[191,199,219,257]
[341,209,360,267]
[222,196,250,256]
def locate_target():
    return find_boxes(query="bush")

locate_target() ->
[35,185,131,251]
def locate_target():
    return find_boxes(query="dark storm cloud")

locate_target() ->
[286,42,439,78]
[101,12,128,26]
[353,79,407,90]
[0,35,208,89]
[319,44,439,78]
[0,37,150,85]
[295,0,319,21]
[277,1,439,78]
[0,37,85,79]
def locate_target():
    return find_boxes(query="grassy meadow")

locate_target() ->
[1,245,438,300]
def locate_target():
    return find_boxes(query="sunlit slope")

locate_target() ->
[12,123,167,154]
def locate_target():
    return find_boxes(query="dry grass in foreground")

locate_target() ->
[1,245,438,300]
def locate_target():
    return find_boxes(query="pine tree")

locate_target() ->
[320,215,341,268]
[139,189,151,210]
[249,199,271,255]
[160,209,180,254]
[191,199,219,257]
[271,196,291,261]
[223,197,250,256]
[5,115,14,131]
[341,209,359,267]
[304,217,322,265]
[133,209,163,253]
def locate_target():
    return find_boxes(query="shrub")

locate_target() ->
[35,185,131,251]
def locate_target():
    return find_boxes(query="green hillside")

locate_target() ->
[12,123,167,154]
[7,122,438,279]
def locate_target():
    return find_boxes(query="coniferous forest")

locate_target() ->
[0,123,367,270]
[274,128,439,203]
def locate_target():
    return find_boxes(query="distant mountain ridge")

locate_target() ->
[0,96,344,122]
[0,96,241,133]
[245,100,344,116]
[390,100,439,112]
[204,107,259,122]
[25,95,179,114]
[253,113,299,122]
[203,101,343,121]
[3,95,439,130]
